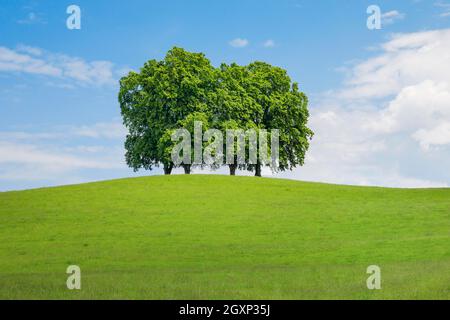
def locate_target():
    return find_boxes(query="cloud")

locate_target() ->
[0,47,61,76]
[435,1,450,17]
[381,10,405,25]
[0,120,130,189]
[17,12,46,25]
[0,140,127,190]
[0,141,118,170]
[58,57,115,85]
[366,80,450,136]
[263,39,275,48]
[279,28,450,188]
[0,120,127,142]
[70,121,127,139]
[412,123,450,150]
[229,38,249,48]
[337,29,450,100]
[0,45,119,86]
[16,44,43,56]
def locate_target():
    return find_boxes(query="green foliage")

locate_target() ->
[157,129,176,172]
[244,62,314,173]
[119,47,216,172]
[119,47,313,175]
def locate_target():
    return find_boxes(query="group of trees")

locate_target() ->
[119,47,313,176]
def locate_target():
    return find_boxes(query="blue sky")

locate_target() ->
[1,0,450,190]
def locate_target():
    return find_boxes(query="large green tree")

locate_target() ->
[213,63,260,175]
[119,47,217,174]
[244,62,313,176]
[215,61,313,176]
[120,48,312,177]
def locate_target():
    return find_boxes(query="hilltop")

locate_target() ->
[0,175,449,299]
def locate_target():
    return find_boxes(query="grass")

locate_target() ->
[0,175,449,299]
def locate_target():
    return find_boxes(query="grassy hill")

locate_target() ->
[0,175,449,299]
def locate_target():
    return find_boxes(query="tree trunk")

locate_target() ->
[182,164,191,174]
[163,163,173,175]
[229,164,237,176]
[255,162,262,177]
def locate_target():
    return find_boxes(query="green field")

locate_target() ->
[0,175,449,299]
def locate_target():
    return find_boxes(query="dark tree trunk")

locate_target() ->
[255,162,262,177]
[163,163,173,175]
[229,164,237,176]
[182,164,191,174]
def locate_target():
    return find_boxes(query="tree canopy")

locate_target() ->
[119,47,216,174]
[119,47,313,176]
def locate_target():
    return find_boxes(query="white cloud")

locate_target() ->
[0,47,61,76]
[0,141,118,170]
[366,80,450,134]
[279,28,450,188]
[70,121,127,139]
[338,29,450,100]
[0,120,131,189]
[413,123,450,150]
[229,38,249,48]
[0,45,118,86]
[0,120,126,141]
[16,44,43,56]
[59,57,115,85]
[0,131,60,141]
[381,10,405,25]
[0,142,126,190]
[435,1,450,17]
[263,39,275,48]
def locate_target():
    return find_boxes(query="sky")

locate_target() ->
[1,0,450,191]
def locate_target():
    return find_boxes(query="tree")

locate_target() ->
[157,129,176,175]
[214,63,260,175]
[172,112,210,174]
[120,68,162,172]
[244,62,313,176]
[119,47,217,174]
[120,48,313,177]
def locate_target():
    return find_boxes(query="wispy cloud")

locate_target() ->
[0,120,127,142]
[0,46,60,76]
[0,141,119,170]
[0,120,128,189]
[229,38,249,48]
[381,10,405,25]
[16,44,43,56]
[17,11,46,25]
[263,39,275,48]
[70,122,127,139]
[435,1,450,17]
[0,45,120,86]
